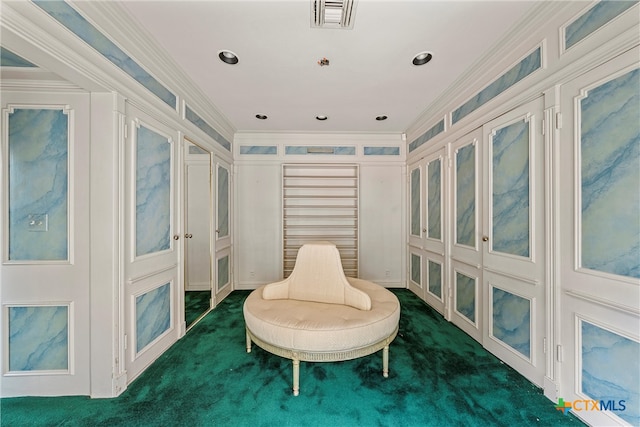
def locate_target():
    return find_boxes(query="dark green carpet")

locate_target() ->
[185,290,211,327]
[1,290,584,426]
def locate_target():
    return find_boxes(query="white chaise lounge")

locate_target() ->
[243,241,400,396]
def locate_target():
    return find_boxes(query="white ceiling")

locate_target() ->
[120,0,537,134]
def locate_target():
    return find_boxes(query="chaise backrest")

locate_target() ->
[262,241,371,310]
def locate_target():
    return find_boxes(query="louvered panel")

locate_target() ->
[283,164,359,278]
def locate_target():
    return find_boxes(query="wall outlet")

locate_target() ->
[249,271,255,278]
[385,270,391,278]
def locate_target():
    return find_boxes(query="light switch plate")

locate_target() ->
[27,213,48,232]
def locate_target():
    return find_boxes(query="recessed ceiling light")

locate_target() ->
[316,115,328,121]
[255,114,268,120]
[412,51,433,66]
[376,115,388,121]
[218,50,239,65]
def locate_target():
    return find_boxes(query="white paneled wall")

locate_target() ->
[234,133,405,289]
[235,163,283,287]
[359,164,405,286]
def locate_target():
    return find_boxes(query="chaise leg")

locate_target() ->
[382,345,389,378]
[246,329,252,353]
[292,358,300,396]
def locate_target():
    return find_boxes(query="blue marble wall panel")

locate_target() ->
[581,320,639,425]
[136,282,171,353]
[492,287,531,359]
[409,119,445,153]
[0,47,36,67]
[456,272,476,323]
[34,1,176,109]
[410,167,421,236]
[565,1,637,50]
[492,119,530,258]
[185,106,231,151]
[188,145,208,155]
[135,125,171,257]
[333,147,356,155]
[363,146,400,156]
[284,146,356,155]
[8,305,68,371]
[285,146,309,155]
[428,260,442,298]
[427,158,442,240]
[217,255,229,291]
[580,68,640,279]
[217,166,229,238]
[239,145,277,155]
[8,108,68,261]
[456,143,476,247]
[411,253,421,286]
[452,48,541,124]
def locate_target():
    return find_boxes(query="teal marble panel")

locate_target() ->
[0,47,36,67]
[239,145,277,155]
[136,125,171,257]
[363,146,400,156]
[456,143,476,247]
[428,260,442,298]
[8,108,68,260]
[217,255,230,291]
[410,167,421,236]
[456,272,476,323]
[34,1,176,109]
[452,48,541,124]
[566,1,637,50]
[427,158,442,240]
[188,145,208,155]
[409,119,445,153]
[334,146,356,155]
[492,288,530,359]
[581,68,640,278]
[411,253,421,285]
[582,321,639,425]
[217,166,229,238]
[8,306,68,371]
[136,282,171,353]
[185,106,231,151]
[492,119,530,258]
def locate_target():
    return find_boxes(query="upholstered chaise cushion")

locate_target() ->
[244,277,399,352]
[262,241,371,310]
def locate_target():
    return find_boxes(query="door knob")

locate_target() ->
[173,235,180,240]
[422,228,427,233]
[185,233,193,238]
[482,236,489,242]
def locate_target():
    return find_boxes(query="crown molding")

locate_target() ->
[71,1,236,142]
[406,1,574,140]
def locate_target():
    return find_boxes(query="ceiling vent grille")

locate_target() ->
[311,0,356,29]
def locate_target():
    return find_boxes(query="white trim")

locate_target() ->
[565,290,640,317]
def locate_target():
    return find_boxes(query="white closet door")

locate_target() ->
[449,128,483,340]
[1,92,91,396]
[481,96,546,386]
[214,158,233,303]
[123,104,181,383]
[558,47,639,427]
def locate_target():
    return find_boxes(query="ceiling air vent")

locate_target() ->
[311,0,356,29]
